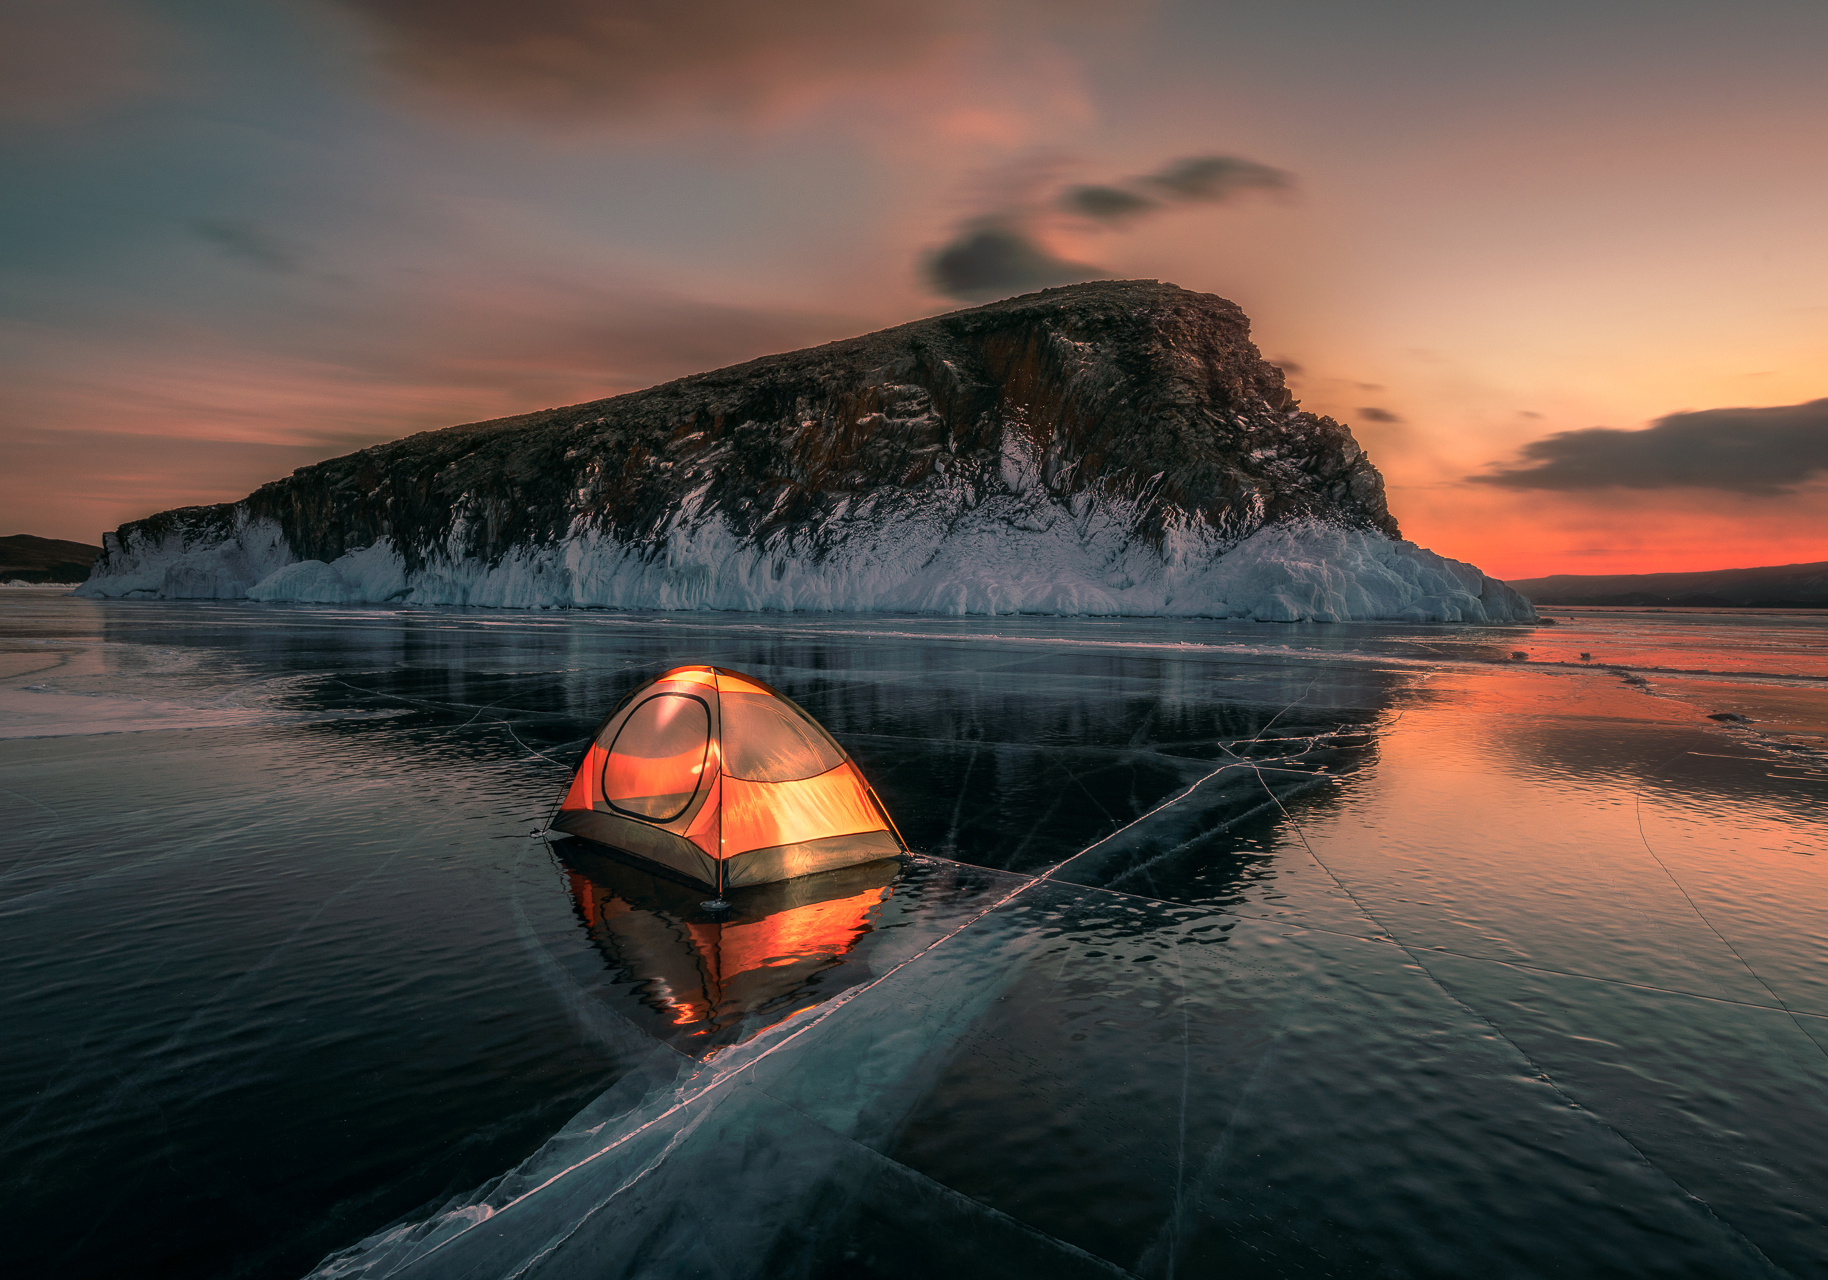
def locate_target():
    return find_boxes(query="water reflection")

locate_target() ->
[559,842,902,1053]
[95,605,1407,886]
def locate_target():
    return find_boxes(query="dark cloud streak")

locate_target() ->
[1059,184,1160,224]
[926,220,1106,301]
[192,219,304,273]
[934,150,1295,300]
[1144,155,1292,202]
[1469,398,1828,494]
[1059,154,1293,224]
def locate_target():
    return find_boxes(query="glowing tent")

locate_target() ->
[551,666,906,892]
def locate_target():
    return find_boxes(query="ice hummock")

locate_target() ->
[77,462,1534,624]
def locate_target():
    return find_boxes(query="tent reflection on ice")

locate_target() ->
[561,845,899,1049]
[551,665,906,893]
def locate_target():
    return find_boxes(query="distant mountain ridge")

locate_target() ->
[2,534,102,583]
[1511,562,1828,608]
[78,281,1533,623]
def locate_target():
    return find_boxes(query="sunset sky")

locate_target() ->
[4,0,1825,578]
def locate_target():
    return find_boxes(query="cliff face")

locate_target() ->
[80,280,1533,623]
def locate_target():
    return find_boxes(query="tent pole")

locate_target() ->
[703,665,731,914]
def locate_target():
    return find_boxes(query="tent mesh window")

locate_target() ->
[602,694,710,822]
[719,692,844,782]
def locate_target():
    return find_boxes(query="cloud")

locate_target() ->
[931,150,1296,300]
[926,219,1106,301]
[1059,184,1160,224]
[1356,406,1403,423]
[1143,155,1293,203]
[322,0,1103,126]
[1059,154,1293,225]
[1273,358,1304,376]
[192,219,305,274]
[1469,398,1828,494]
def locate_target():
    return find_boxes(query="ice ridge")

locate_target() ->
[79,508,1531,624]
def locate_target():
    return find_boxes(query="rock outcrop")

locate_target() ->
[79,280,1534,623]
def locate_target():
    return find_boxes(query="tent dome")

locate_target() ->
[551,666,905,891]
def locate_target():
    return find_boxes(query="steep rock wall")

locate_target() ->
[80,280,1533,623]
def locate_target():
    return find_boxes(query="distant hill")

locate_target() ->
[1510,561,1828,608]
[2,534,103,584]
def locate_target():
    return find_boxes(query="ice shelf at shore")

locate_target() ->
[76,507,1534,624]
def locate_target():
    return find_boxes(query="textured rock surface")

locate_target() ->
[80,280,1534,622]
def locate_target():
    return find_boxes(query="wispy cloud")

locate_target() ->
[926,151,1294,300]
[1058,184,1159,224]
[192,219,306,274]
[322,0,1110,128]
[1142,155,1291,203]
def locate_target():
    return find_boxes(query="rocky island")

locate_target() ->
[78,281,1533,623]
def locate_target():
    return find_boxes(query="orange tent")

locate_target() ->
[551,666,906,892]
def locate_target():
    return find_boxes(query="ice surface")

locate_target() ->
[6,597,1826,1279]
[0,685,282,738]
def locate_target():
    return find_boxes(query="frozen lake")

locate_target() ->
[3,590,1825,1278]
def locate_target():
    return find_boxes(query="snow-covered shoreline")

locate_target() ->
[76,500,1535,625]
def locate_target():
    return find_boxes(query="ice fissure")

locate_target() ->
[79,280,1533,623]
